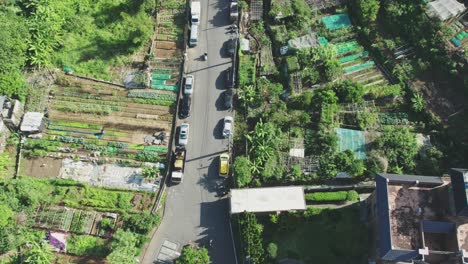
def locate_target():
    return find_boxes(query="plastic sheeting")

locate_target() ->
[426,0,466,21]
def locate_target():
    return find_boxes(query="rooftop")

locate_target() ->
[20,112,44,132]
[230,186,306,214]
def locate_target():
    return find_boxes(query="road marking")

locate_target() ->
[155,240,180,263]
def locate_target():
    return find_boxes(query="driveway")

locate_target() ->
[140,0,237,263]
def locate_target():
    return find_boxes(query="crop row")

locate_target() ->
[127,91,177,101]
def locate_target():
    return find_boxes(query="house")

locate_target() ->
[20,112,45,134]
[450,168,468,217]
[370,172,468,264]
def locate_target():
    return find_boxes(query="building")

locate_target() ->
[370,172,468,264]
[0,96,25,152]
[20,112,45,134]
[450,168,468,217]
[229,186,306,214]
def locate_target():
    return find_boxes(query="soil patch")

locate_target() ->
[22,157,62,178]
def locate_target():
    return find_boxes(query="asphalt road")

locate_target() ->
[141,0,237,263]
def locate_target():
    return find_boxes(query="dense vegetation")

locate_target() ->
[1,0,155,88]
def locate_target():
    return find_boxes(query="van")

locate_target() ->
[189,25,198,47]
[191,1,201,25]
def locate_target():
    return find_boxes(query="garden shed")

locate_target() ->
[20,112,45,133]
[230,186,306,214]
[426,0,466,21]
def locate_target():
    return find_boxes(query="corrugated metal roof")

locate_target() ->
[377,173,443,185]
[450,168,468,217]
[382,249,419,262]
[376,174,392,258]
[422,220,455,234]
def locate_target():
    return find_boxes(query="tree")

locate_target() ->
[375,127,418,173]
[323,59,342,82]
[332,81,364,103]
[311,44,338,63]
[176,245,210,264]
[302,67,320,86]
[23,241,55,264]
[107,230,139,264]
[233,156,252,187]
[311,89,338,111]
[354,0,380,24]
[0,152,12,178]
[0,10,29,73]
[356,110,378,130]
[237,212,264,264]
[123,212,161,235]
[266,242,278,259]
[416,146,444,176]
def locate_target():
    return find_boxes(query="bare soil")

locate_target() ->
[22,157,62,178]
[55,253,107,264]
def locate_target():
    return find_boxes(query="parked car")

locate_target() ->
[223,116,233,138]
[184,75,194,95]
[179,96,191,118]
[219,153,230,177]
[178,123,190,145]
[225,88,234,109]
[225,67,235,89]
[225,38,237,57]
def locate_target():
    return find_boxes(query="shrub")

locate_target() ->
[67,235,109,257]
[346,190,359,202]
[267,242,278,259]
[305,191,348,202]
[123,212,161,235]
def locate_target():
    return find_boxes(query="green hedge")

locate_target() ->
[305,191,360,203]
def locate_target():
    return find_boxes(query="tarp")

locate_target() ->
[288,33,320,50]
[335,128,366,159]
[321,14,352,30]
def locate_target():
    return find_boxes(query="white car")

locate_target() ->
[184,75,194,95]
[223,116,233,138]
[179,123,189,145]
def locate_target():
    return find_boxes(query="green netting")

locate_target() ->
[335,128,366,160]
[151,84,179,91]
[339,51,369,63]
[336,41,359,55]
[152,79,166,85]
[145,146,168,153]
[344,61,375,73]
[321,14,352,31]
[318,36,329,45]
[456,31,467,40]
[152,68,172,75]
[152,73,171,80]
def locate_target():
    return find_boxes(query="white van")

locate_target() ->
[189,25,198,47]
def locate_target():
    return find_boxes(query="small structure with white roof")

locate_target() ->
[20,112,45,133]
[230,186,306,214]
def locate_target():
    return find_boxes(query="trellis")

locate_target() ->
[34,206,76,232]
[305,0,349,11]
[339,100,376,113]
[250,0,263,21]
[291,72,303,95]
[282,153,319,174]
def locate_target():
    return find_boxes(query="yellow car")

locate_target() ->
[219,153,230,177]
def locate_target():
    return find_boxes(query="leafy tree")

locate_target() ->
[311,89,338,111]
[375,127,418,173]
[237,212,264,264]
[23,241,55,264]
[176,245,210,264]
[323,59,342,82]
[0,10,29,73]
[266,242,278,259]
[305,124,338,156]
[311,44,338,63]
[0,71,27,101]
[411,93,425,112]
[123,212,161,235]
[107,230,139,264]
[416,146,444,176]
[356,110,378,130]
[318,150,364,179]
[354,0,380,24]
[233,156,252,187]
[302,67,320,86]
[332,81,364,104]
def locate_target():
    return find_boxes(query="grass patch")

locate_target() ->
[262,207,367,263]
[67,235,110,257]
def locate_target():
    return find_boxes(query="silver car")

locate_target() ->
[179,123,190,145]
[184,75,194,95]
[223,116,233,138]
